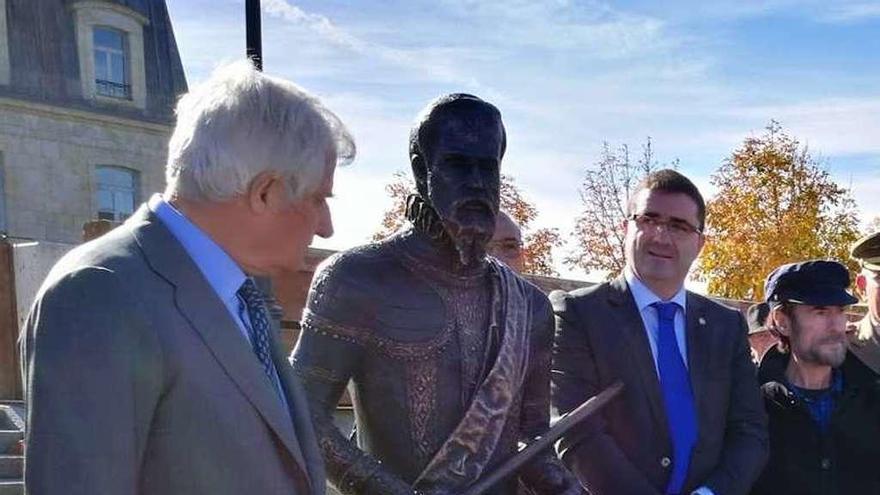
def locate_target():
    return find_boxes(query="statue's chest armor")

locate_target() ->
[365,268,492,361]
[356,268,496,463]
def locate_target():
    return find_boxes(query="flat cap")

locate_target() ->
[851,231,880,271]
[763,259,858,307]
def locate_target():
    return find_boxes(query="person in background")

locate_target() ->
[746,302,776,364]
[753,260,880,495]
[487,210,524,272]
[847,231,880,375]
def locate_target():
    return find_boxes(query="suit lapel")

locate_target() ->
[125,206,306,466]
[685,292,711,447]
[267,318,317,492]
[607,277,669,437]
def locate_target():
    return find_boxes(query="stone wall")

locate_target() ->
[0,96,170,244]
[11,240,75,330]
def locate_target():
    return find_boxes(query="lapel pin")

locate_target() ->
[698,317,706,326]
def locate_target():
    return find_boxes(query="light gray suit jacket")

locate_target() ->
[19,205,325,495]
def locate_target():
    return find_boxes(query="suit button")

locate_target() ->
[660,457,672,468]
[820,458,831,470]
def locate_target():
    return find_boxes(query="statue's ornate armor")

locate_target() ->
[293,206,573,495]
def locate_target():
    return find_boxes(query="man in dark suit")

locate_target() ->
[20,60,355,494]
[551,169,768,495]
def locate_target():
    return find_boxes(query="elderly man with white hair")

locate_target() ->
[20,60,354,495]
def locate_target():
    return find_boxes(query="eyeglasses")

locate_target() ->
[628,213,702,238]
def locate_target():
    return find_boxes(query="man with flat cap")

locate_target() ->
[848,231,880,375]
[752,260,880,495]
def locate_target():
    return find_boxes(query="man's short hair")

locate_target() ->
[166,60,355,202]
[627,169,706,231]
[408,94,506,197]
[767,302,796,353]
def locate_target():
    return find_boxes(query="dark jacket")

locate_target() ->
[551,278,768,495]
[752,346,880,495]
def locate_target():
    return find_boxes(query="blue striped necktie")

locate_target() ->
[238,278,283,398]
[652,301,698,495]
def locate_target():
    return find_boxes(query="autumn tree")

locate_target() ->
[697,121,861,299]
[374,172,563,276]
[566,138,676,279]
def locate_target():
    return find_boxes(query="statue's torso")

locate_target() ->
[313,233,525,482]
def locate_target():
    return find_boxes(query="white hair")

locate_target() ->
[165,60,355,202]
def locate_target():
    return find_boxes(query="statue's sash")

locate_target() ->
[413,261,532,492]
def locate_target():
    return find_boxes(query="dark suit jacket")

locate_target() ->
[551,277,768,495]
[20,205,325,495]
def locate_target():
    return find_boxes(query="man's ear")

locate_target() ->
[695,231,707,254]
[245,172,287,213]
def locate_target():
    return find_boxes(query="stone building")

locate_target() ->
[0,0,187,397]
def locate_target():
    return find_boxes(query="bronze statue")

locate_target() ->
[291,94,582,495]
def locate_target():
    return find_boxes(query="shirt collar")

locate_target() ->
[149,193,246,302]
[624,266,687,313]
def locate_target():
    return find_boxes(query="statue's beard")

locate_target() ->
[441,217,493,266]
[406,195,496,267]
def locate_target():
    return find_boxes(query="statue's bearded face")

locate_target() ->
[422,110,503,265]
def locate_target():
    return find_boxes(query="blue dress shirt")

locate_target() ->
[148,194,290,408]
[625,268,688,374]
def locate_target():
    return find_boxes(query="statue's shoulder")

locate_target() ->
[318,237,399,275]
[517,273,553,316]
[305,236,445,336]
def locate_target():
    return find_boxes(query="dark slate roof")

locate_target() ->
[3,0,187,124]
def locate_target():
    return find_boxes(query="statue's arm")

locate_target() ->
[517,300,585,495]
[292,322,415,495]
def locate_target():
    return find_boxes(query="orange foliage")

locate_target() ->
[696,121,861,299]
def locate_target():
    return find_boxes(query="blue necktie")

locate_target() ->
[238,278,283,398]
[652,302,698,495]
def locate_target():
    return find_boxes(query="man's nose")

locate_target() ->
[831,312,848,334]
[649,223,675,243]
[316,208,333,239]
[465,164,486,189]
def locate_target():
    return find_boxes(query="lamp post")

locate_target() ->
[245,0,262,71]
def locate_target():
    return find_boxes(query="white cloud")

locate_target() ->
[818,2,880,23]
[728,97,880,155]
[437,0,674,58]
[261,0,486,90]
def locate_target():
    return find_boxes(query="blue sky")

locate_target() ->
[166,0,880,279]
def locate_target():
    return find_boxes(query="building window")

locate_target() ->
[93,27,130,99]
[96,166,138,221]
[72,1,149,109]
